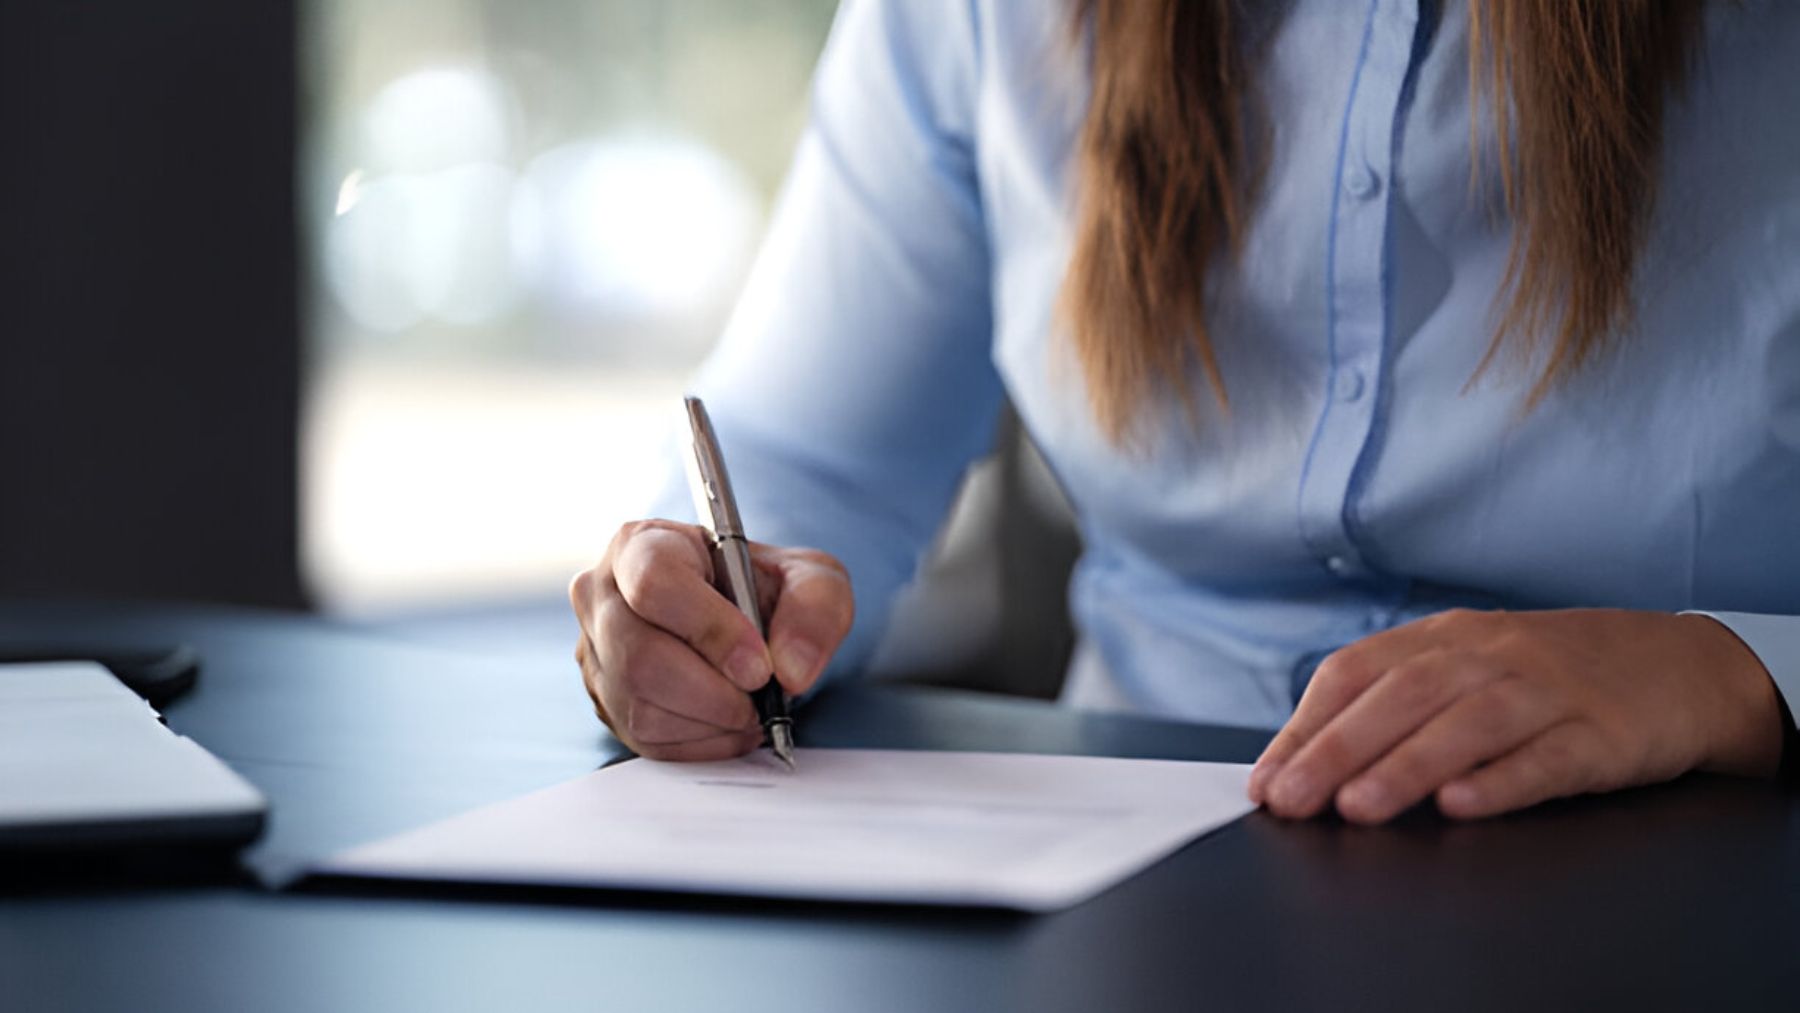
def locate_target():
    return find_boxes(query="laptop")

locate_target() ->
[0,661,266,851]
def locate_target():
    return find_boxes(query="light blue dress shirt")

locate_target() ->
[661,0,1800,731]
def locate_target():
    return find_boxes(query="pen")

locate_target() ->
[683,396,797,770]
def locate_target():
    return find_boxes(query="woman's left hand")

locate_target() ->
[1246,608,1786,824]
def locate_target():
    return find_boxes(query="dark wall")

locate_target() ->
[0,1,304,607]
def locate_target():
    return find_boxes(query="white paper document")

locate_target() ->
[320,749,1255,911]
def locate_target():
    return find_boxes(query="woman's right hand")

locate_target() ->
[568,519,854,761]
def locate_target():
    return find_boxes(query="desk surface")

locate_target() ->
[3,601,1798,1013]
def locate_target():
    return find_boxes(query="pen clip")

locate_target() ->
[684,396,746,542]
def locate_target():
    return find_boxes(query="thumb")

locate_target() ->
[753,545,854,695]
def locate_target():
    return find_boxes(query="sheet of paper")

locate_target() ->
[319,749,1255,911]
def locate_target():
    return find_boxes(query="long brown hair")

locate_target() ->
[1062,0,1706,445]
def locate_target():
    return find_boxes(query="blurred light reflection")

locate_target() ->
[519,136,760,325]
[362,65,514,172]
[305,1,835,611]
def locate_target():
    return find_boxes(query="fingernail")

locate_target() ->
[774,640,820,688]
[725,644,770,689]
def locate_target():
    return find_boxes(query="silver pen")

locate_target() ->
[683,396,797,770]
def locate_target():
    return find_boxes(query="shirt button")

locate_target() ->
[1344,164,1380,199]
[1326,555,1353,576]
[1333,368,1366,403]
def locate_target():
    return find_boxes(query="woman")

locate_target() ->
[568,0,1800,824]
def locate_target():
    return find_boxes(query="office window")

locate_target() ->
[302,0,837,611]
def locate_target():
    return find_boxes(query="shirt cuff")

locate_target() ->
[1684,611,1800,734]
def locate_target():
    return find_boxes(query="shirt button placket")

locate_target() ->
[1299,0,1420,582]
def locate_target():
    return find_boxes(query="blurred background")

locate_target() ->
[305,0,835,612]
[0,0,1077,697]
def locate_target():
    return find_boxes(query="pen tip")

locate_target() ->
[768,722,796,771]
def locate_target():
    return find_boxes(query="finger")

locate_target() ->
[595,599,759,731]
[1250,630,1436,802]
[612,523,773,691]
[1334,674,1558,824]
[754,545,854,695]
[1434,720,1608,820]
[1264,650,1503,819]
[614,698,759,747]
[573,630,613,728]
[632,728,765,763]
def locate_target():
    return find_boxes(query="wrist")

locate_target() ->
[1681,614,1785,777]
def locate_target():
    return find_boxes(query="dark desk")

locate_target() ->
[3,602,1798,1012]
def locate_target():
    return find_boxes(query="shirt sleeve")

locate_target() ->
[647,0,1005,680]
[1686,612,1800,737]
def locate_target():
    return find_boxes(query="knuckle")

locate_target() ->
[1261,729,1300,760]
[803,548,849,578]
[1305,728,1355,773]
[694,622,749,671]
[684,603,749,661]
[634,740,677,761]
[593,594,640,645]
[1422,607,1489,639]
[622,705,664,744]
[1515,744,1562,790]
[606,520,647,561]
[1538,732,1584,773]
[1480,675,1537,727]
[1309,652,1351,689]
[596,692,634,740]
[1440,607,1483,628]
[570,565,623,622]
[1384,658,1442,702]
[614,519,699,569]
[620,561,681,617]
[582,661,610,717]
[1311,649,1368,692]
[1386,678,1439,718]
[615,648,661,698]
[617,518,656,543]
[1522,729,1604,797]
[1565,722,1624,785]
[1482,622,1535,658]
[620,704,646,740]
[1393,747,1441,789]
[1373,750,1433,798]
